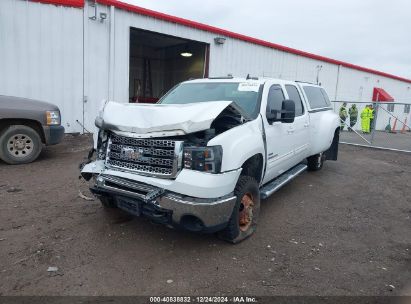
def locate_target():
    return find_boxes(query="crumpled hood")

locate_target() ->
[98,100,234,134]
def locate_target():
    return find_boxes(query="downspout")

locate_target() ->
[203,44,210,78]
[81,1,87,134]
[108,5,115,101]
[333,64,341,111]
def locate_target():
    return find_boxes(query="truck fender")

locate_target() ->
[208,118,266,174]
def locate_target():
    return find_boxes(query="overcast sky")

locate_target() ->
[123,0,411,79]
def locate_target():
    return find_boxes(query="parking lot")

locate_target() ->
[0,135,410,296]
[340,130,411,151]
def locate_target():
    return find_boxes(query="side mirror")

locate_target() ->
[281,99,295,123]
[266,107,277,123]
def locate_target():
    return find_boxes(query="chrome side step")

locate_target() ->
[260,163,307,199]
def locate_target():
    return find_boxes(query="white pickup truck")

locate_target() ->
[81,77,340,243]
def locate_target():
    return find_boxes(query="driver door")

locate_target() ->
[262,84,296,184]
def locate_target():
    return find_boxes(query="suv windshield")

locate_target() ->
[158,82,261,118]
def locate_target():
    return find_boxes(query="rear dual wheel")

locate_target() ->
[218,176,261,244]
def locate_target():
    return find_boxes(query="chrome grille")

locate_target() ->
[106,134,183,178]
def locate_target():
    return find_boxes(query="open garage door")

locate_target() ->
[129,28,209,103]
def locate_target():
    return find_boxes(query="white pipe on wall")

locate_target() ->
[108,5,115,101]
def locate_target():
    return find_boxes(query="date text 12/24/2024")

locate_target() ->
[149,296,258,303]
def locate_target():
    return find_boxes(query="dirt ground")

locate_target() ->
[0,135,410,296]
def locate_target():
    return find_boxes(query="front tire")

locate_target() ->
[0,125,42,164]
[218,176,261,244]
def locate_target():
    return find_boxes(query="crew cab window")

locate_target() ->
[303,86,331,109]
[285,85,304,116]
[266,85,285,117]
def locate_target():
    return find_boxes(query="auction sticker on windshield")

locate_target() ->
[238,82,259,92]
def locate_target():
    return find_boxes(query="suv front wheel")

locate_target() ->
[0,125,42,164]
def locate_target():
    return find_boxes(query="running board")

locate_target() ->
[260,163,307,199]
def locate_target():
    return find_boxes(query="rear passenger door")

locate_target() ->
[284,84,310,161]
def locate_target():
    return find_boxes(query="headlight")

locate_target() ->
[96,130,108,160]
[183,145,222,173]
[46,111,61,125]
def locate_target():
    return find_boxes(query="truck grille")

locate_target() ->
[106,134,183,178]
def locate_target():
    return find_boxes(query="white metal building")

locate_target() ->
[1,0,411,133]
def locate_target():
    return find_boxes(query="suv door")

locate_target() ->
[284,84,310,161]
[262,84,296,184]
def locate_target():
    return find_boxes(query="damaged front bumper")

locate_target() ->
[81,161,239,232]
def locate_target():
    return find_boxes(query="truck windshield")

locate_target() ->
[158,82,261,118]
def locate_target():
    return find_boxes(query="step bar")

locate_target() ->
[260,163,307,199]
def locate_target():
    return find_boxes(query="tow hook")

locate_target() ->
[145,188,165,203]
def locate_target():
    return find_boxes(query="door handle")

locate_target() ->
[304,123,309,128]
[287,128,295,134]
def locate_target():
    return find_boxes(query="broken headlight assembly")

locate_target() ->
[183,146,222,173]
[96,129,109,160]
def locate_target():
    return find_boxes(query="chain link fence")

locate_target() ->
[331,101,411,152]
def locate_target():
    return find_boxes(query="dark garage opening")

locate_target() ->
[129,28,209,103]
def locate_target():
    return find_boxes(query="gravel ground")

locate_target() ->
[340,130,411,151]
[0,135,410,296]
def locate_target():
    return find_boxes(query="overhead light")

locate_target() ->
[214,37,226,45]
[99,12,107,22]
[180,45,192,57]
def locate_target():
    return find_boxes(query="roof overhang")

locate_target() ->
[373,87,394,102]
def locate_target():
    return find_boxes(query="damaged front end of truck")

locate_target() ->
[80,99,251,233]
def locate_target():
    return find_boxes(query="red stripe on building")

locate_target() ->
[30,0,84,8]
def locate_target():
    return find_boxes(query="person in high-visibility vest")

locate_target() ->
[339,102,348,131]
[360,105,372,133]
[348,104,358,131]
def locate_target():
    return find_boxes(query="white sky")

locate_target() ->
[122,0,411,79]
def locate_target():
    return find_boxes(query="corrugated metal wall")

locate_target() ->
[109,6,411,106]
[82,2,111,132]
[111,8,341,104]
[1,0,410,133]
[0,0,84,133]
